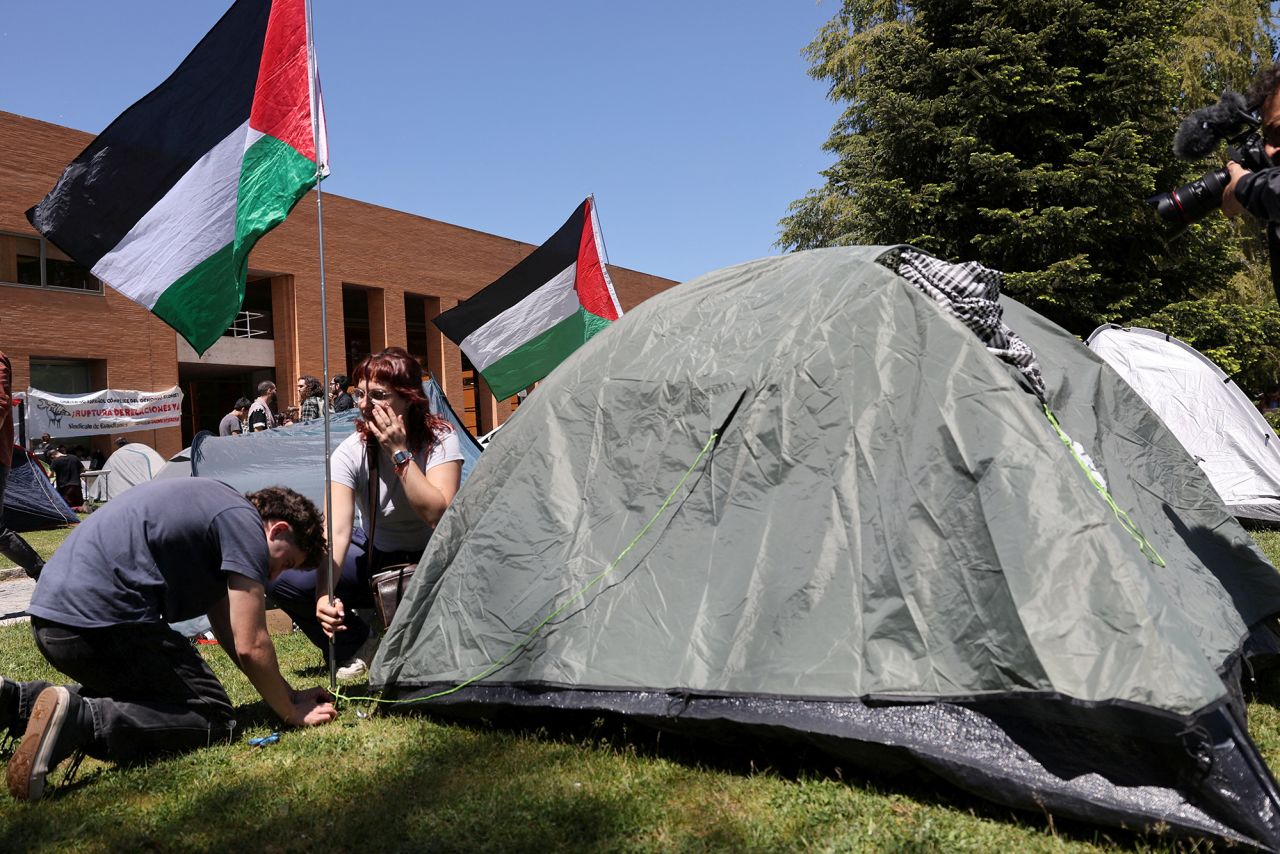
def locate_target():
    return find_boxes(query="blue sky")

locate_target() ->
[1,1,841,284]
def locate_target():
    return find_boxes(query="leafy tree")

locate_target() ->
[1174,0,1274,106]
[779,0,1263,335]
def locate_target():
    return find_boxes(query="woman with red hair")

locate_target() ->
[269,347,462,678]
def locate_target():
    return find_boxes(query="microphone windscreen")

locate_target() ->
[1173,91,1249,159]
[1173,116,1217,159]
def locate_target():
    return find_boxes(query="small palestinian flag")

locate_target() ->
[27,0,327,355]
[434,198,624,401]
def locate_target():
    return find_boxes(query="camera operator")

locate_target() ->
[1221,65,1280,221]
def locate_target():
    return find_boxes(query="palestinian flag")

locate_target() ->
[434,198,624,401]
[26,0,327,355]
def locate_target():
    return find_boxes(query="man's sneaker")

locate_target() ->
[6,687,86,802]
[335,657,368,680]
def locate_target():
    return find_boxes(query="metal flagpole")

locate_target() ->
[317,179,337,693]
[304,0,338,693]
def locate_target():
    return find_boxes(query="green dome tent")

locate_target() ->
[371,246,1280,847]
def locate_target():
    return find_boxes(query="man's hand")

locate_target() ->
[317,596,347,638]
[288,686,338,727]
[1223,161,1249,217]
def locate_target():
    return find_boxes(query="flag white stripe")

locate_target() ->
[305,0,329,176]
[588,197,623,318]
[460,262,579,371]
[91,123,262,308]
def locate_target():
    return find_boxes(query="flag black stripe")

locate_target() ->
[433,201,587,344]
[27,0,272,268]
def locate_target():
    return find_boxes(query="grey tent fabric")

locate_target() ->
[85,443,168,501]
[192,413,360,509]
[151,448,193,481]
[370,246,1280,847]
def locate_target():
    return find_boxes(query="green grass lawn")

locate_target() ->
[1,524,1279,851]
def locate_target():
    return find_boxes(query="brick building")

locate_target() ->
[0,111,676,459]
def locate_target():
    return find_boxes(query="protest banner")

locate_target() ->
[25,386,183,436]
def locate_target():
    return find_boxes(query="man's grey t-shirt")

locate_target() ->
[218,412,242,436]
[28,479,269,628]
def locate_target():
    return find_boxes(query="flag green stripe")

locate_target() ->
[151,244,239,354]
[234,133,318,251]
[153,134,316,353]
[478,308,611,400]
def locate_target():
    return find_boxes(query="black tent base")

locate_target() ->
[378,683,1280,850]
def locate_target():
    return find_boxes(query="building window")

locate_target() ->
[460,355,479,436]
[30,357,103,394]
[343,285,373,375]
[0,232,102,293]
[223,279,274,339]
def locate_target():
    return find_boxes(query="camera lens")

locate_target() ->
[1149,168,1231,228]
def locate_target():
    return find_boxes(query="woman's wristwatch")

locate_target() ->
[392,448,413,473]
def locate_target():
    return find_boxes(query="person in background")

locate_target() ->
[48,447,84,509]
[1,481,337,802]
[331,375,354,413]
[245,381,277,433]
[219,398,251,437]
[297,376,325,422]
[270,349,462,679]
[0,351,45,580]
[35,434,53,464]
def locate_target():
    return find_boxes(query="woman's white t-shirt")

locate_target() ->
[330,428,463,552]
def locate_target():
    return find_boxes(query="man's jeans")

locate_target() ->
[0,463,45,576]
[27,617,238,762]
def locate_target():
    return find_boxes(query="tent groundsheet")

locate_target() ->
[371,246,1280,847]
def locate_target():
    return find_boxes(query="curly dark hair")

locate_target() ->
[1246,64,1280,111]
[299,375,324,400]
[351,346,451,453]
[246,486,325,569]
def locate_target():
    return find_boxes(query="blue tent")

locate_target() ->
[2,446,78,532]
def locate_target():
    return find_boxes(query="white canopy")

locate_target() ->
[1087,325,1280,522]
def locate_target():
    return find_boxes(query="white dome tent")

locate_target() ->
[85,442,168,503]
[1087,324,1280,523]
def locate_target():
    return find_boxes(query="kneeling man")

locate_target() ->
[2,479,339,801]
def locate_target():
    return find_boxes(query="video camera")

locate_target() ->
[1149,91,1272,236]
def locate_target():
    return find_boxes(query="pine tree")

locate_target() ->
[779,0,1260,334]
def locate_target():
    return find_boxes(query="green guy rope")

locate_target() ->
[1044,405,1164,567]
